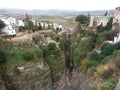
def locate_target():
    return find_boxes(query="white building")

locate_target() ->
[17,20,25,27]
[89,16,115,27]
[105,33,120,44]
[0,17,16,36]
[1,25,16,35]
[53,23,63,30]
[114,33,120,44]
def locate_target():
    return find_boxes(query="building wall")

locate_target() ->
[94,18,109,26]
[90,7,120,29]
[113,7,120,24]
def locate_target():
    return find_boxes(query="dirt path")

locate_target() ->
[7,30,53,42]
[11,33,33,41]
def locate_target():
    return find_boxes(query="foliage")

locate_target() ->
[32,25,39,32]
[114,42,120,50]
[43,32,56,39]
[52,35,60,42]
[81,59,93,73]
[95,64,116,79]
[18,26,25,32]
[23,13,40,32]
[97,18,113,33]
[0,50,6,64]
[104,18,113,30]
[97,23,105,33]
[75,15,89,26]
[5,48,41,67]
[113,51,120,62]
[96,30,118,47]
[104,11,108,16]
[0,20,6,30]
[48,43,56,50]
[59,33,69,52]
[40,42,63,73]
[88,52,104,63]
[101,43,115,56]
[100,79,117,90]
[24,13,34,30]
[40,45,49,59]
[23,50,37,61]
[38,22,42,30]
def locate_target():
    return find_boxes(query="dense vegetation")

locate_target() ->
[0,14,120,90]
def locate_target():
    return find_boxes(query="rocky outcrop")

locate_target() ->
[0,62,52,90]
[115,78,120,90]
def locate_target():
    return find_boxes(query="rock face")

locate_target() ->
[0,62,52,90]
[115,79,120,90]
[0,81,6,90]
[16,71,51,90]
[55,69,93,90]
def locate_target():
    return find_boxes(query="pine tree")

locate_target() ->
[105,18,113,30]
[24,13,34,30]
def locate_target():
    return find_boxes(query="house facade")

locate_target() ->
[89,7,120,29]
[0,17,16,36]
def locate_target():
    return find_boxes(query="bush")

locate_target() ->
[81,59,93,73]
[114,42,120,49]
[97,23,105,33]
[89,52,104,62]
[0,20,6,30]
[99,79,117,90]
[23,50,40,61]
[96,64,115,79]
[53,35,60,42]
[101,43,115,56]
[32,33,43,44]
[0,50,6,64]
[48,43,56,50]
[23,51,35,61]
[18,26,25,32]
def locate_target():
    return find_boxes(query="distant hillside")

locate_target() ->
[0,9,114,16]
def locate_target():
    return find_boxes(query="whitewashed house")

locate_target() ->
[0,17,16,36]
[53,23,63,30]
[114,33,120,44]
[17,20,25,27]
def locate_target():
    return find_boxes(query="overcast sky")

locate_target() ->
[0,0,120,11]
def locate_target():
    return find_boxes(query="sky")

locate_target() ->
[0,0,120,11]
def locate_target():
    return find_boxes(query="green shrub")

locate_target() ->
[100,79,117,90]
[18,26,25,32]
[23,51,35,61]
[0,50,6,64]
[48,43,56,50]
[23,49,40,61]
[101,43,115,56]
[89,52,104,62]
